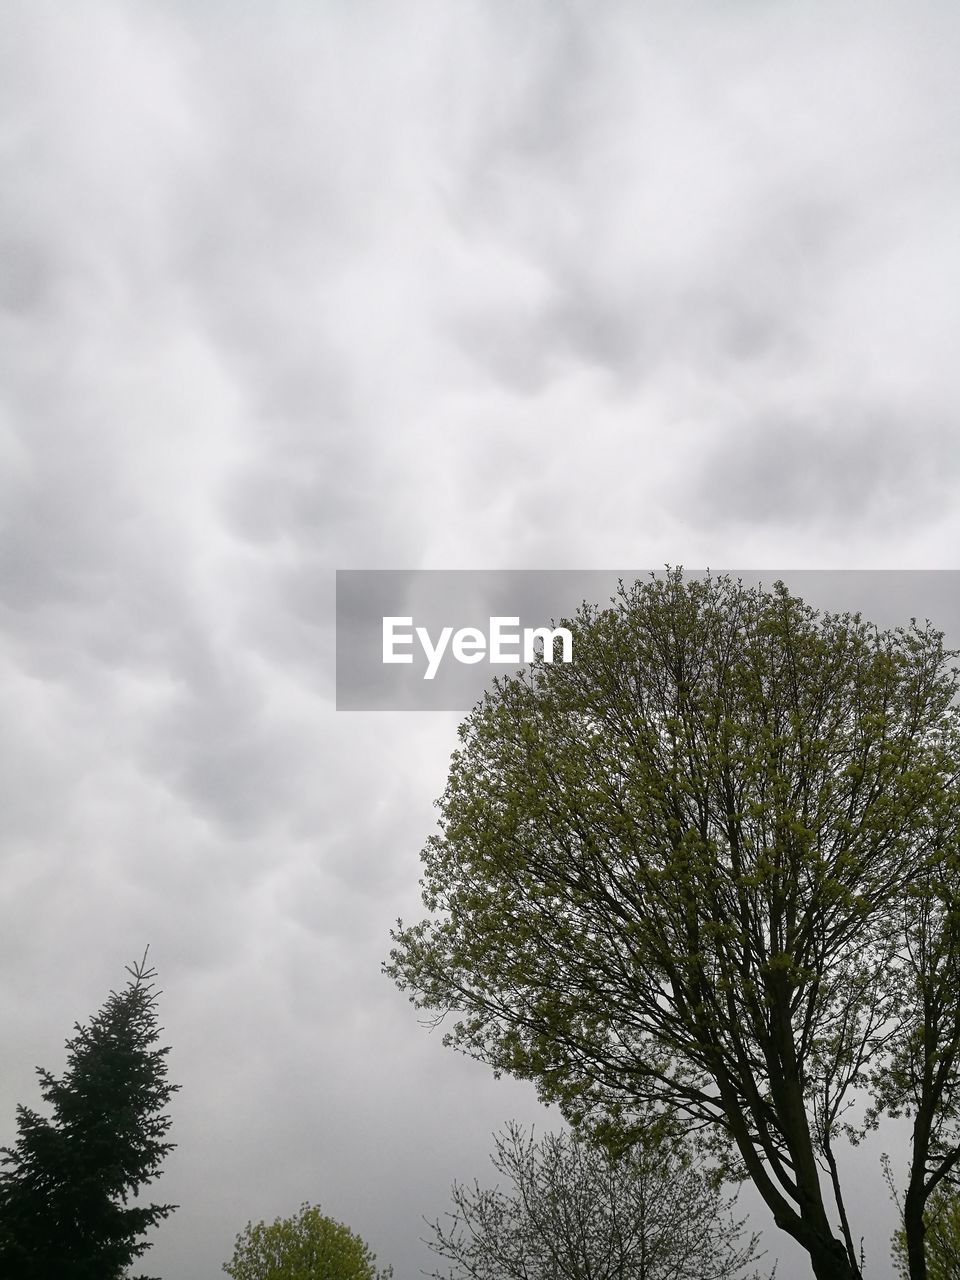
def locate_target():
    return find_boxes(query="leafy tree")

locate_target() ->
[912,1187,960,1280]
[387,572,960,1280]
[425,1119,769,1280]
[0,950,179,1280]
[890,1168,960,1280]
[223,1201,393,1280]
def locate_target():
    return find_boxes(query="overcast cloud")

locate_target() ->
[2,3,960,1277]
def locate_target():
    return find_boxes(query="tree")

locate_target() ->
[386,572,960,1280]
[223,1202,393,1280]
[0,950,178,1280]
[890,1169,960,1280]
[425,1120,769,1280]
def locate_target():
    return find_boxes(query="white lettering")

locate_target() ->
[418,625,453,681]
[489,617,521,663]
[381,616,574,678]
[452,627,487,664]
[524,626,573,664]
[382,617,414,663]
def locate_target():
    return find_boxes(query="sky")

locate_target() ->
[2,2,960,1277]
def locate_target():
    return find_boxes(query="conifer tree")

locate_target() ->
[0,950,179,1280]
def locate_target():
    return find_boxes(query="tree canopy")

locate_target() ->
[387,571,960,1280]
[425,1119,767,1280]
[0,950,179,1280]
[223,1202,392,1280]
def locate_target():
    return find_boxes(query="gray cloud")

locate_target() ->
[690,408,956,530]
[2,3,959,1277]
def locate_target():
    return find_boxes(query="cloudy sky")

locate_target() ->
[2,2,960,1277]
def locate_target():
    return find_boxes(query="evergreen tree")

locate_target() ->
[0,950,179,1280]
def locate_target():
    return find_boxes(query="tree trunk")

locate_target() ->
[903,1181,928,1280]
[805,1233,862,1280]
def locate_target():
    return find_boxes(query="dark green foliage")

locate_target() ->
[0,951,179,1280]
